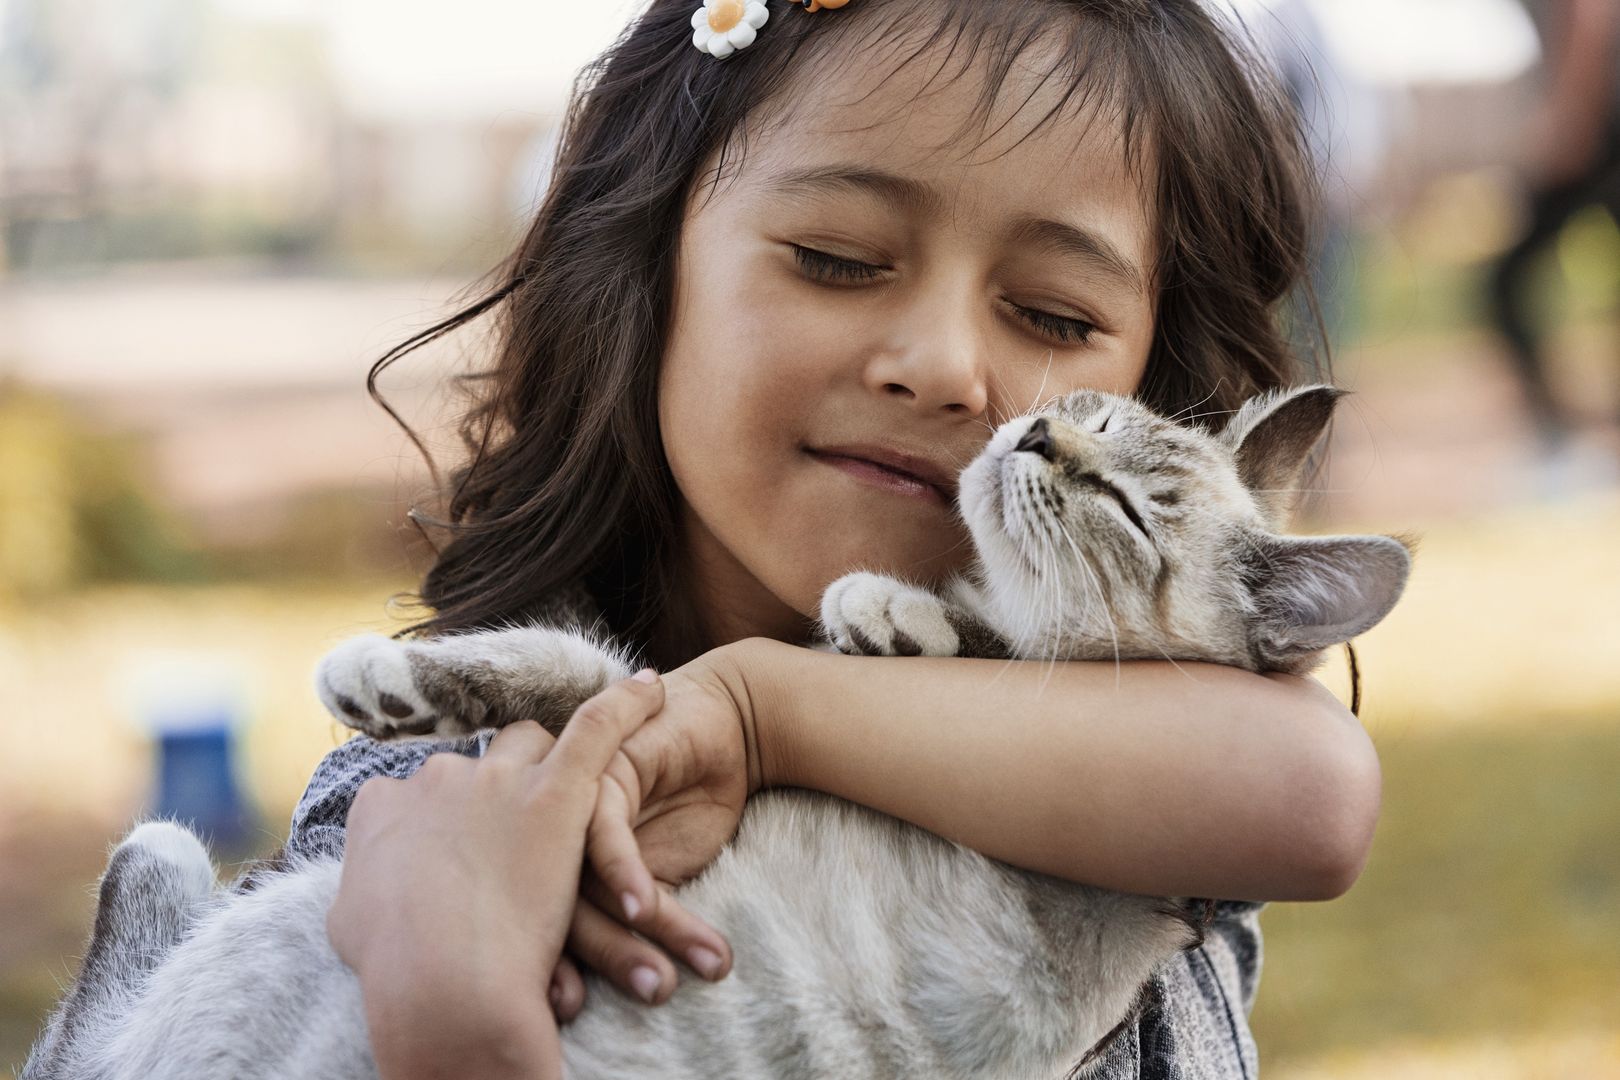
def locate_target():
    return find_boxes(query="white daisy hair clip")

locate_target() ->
[691,0,852,61]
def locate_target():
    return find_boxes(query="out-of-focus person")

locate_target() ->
[1487,0,1620,460]
[1220,0,1395,366]
[1249,0,1393,364]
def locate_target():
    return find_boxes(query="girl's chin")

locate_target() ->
[782,530,970,591]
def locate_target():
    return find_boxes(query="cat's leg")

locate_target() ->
[314,625,635,740]
[22,821,217,1080]
[819,572,1011,659]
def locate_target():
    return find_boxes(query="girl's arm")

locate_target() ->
[734,637,1379,903]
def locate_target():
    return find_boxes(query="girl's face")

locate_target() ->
[660,42,1157,644]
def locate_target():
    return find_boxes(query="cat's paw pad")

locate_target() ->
[819,572,960,656]
[315,634,441,739]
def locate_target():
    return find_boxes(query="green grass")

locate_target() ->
[1253,724,1620,1073]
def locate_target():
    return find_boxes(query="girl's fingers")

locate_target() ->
[566,894,677,1006]
[547,670,665,781]
[586,770,658,922]
[581,872,732,984]
[547,955,586,1024]
[484,718,555,763]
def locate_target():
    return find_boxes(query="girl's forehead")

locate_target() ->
[716,34,1156,287]
[787,32,1132,168]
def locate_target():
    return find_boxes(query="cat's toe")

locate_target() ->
[314,634,437,738]
[819,573,963,657]
[885,591,960,657]
[819,572,906,655]
[819,572,883,653]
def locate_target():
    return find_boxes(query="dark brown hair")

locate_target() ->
[373,0,1323,666]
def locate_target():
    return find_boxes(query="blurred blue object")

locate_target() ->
[125,652,263,859]
[152,717,256,856]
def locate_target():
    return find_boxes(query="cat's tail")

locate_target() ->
[21,820,218,1080]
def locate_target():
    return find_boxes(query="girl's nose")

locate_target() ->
[862,279,990,418]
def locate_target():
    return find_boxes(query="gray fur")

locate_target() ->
[24,385,1409,1080]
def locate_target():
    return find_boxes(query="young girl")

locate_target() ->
[299,1,1381,1077]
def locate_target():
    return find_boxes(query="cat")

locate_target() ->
[22,384,1410,1080]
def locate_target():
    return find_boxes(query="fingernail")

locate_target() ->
[621,891,642,920]
[687,945,723,979]
[632,668,658,684]
[630,965,661,1003]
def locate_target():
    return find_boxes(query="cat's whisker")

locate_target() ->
[1246,486,1357,494]
[1167,406,1240,426]
[1014,482,1060,664]
[1032,516,1063,691]
[1148,644,1200,684]
[1040,503,1076,684]
[983,365,1019,431]
[1043,536,1073,692]
[1059,518,1121,688]
[1163,380,1226,424]
[1024,350,1055,418]
[927,530,981,566]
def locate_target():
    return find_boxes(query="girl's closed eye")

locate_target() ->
[788,243,1101,346]
[1015,305,1099,347]
[790,242,886,284]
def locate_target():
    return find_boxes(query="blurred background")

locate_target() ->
[1,0,1616,1076]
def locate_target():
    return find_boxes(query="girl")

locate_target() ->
[302,1,1380,1077]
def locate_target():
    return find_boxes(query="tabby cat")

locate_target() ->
[22,384,1410,1080]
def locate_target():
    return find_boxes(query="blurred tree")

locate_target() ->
[0,0,207,269]
[0,382,203,598]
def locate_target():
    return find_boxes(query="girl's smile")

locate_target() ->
[803,444,956,508]
[659,27,1156,643]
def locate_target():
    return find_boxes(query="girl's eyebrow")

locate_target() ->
[1005,215,1146,296]
[759,163,1146,295]
[761,163,947,216]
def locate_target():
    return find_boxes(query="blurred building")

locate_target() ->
[0,0,612,272]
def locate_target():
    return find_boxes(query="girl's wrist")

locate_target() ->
[708,635,812,794]
[362,969,559,1080]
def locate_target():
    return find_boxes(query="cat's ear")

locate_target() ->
[1244,531,1413,669]
[1220,385,1346,525]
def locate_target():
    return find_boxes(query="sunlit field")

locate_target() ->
[3,491,1617,1078]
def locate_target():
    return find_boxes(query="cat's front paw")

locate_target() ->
[314,634,451,739]
[819,572,961,657]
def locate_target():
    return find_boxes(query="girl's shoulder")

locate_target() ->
[285,731,494,861]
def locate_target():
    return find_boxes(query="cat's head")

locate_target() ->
[955,385,1411,673]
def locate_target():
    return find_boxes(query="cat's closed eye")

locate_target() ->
[1079,473,1150,538]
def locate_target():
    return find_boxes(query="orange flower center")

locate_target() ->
[707,0,745,33]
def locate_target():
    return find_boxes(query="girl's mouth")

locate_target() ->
[805,449,950,507]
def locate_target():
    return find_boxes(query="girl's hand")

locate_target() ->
[326,670,666,1080]
[547,641,769,1022]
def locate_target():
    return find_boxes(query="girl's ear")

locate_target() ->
[1244,531,1412,670]
[1219,385,1346,525]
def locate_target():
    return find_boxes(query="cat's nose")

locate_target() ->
[1015,417,1055,461]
